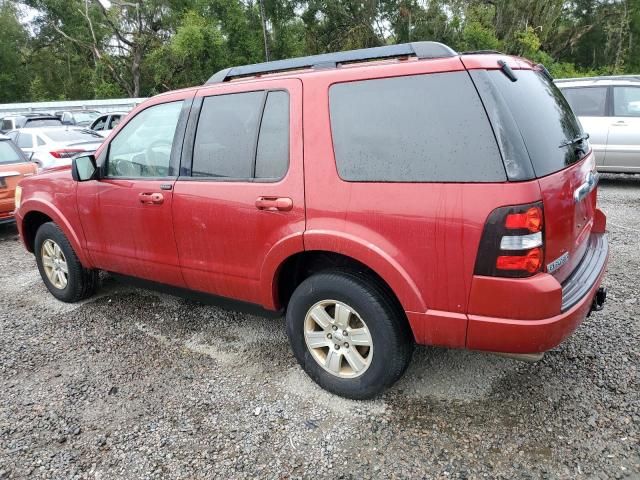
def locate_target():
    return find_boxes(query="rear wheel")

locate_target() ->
[286,269,413,399]
[34,222,98,302]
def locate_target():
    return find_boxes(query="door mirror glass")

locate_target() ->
[72,154,97,182]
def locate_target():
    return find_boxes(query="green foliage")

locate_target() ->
[1,0,639,102]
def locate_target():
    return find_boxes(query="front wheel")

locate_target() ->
[286,269,413,399]
[34,222,98,302]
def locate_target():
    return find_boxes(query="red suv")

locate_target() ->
[14,42,608,399]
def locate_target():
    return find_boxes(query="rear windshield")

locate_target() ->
[483,69,584,178]
[0,141,23,164]
[24,119,62,128]
[44,130,102,142]
[329,72,506,182]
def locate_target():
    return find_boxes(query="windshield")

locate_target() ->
[73,112,100,124]
[0,141,24,164]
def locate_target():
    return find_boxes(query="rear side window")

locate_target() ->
[482,70,583,178]
[255,91,289,179]
[192,90,290,180]
[193,91,263,178]
[561,87,608,117]
[1,119,12,131]
[329,72,506,182]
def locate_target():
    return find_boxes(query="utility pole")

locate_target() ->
[258,0,270,62]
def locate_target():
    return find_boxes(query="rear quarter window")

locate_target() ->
[329,72,506,182]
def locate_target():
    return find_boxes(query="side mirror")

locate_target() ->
[72,154,98,182]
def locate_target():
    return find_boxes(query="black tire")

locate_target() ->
[34,222,98,302]
[286,269,414,399]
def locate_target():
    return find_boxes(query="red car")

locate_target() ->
[14,42,608,399]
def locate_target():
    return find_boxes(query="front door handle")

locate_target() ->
[139,192,164,205]
[611,120,628,126]
[255,196,293,211]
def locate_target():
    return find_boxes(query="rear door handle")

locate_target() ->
[139,192,164,205]
[255,196,293,211]
[611,121,628,126]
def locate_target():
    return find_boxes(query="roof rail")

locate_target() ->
[555,74,640,83]
[205,41,458,84]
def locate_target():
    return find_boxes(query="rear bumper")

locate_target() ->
[466,233,609,354]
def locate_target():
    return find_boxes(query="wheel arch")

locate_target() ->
[263,232,426,315]
[20,200,92,267]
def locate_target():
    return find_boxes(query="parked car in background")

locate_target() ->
[89,112,126,137]
[0,135,36,225]
[13,43,608,399]
[8,127,103,170]
[557,75,640,173]
[1,114,62,132]
[55,110,101,127]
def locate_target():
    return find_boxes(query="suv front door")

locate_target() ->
[77,96,192,286]
[172,79,304,307]
[606,85,640,172]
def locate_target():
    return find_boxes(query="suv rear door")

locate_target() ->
[469,64,597,284]
[172,78,304,307]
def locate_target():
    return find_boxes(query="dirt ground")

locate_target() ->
[0,174,638,479]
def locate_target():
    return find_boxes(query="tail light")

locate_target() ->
[474,202,544,278]
[50,149,84,159]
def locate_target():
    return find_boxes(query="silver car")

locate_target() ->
[557,75,640,173]
[7,127,103,170]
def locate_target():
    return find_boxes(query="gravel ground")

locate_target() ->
[0,174,638,480]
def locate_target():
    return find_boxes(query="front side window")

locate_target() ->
[613,87,640,117]
[108,115,122,129]
[329,72,506,182]
[107,101,183,178]
[561,87,608,117]
[92,116,108,131]
[1,119,12,131]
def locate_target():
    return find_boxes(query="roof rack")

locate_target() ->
[205,41,458,84]
[555,74,640,83]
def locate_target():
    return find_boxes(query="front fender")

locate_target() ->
[19,198,93,268]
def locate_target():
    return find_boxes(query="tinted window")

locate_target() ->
[1,119,12,131]
[256,91,289,179]
[561,87,607,117]
[16,133,33,148]
[193,91,263,178]
[613,87,640,117]
[329,72,505,182]
[486,70,584,178]
[0,141,23,164]
[108,101,183,178]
